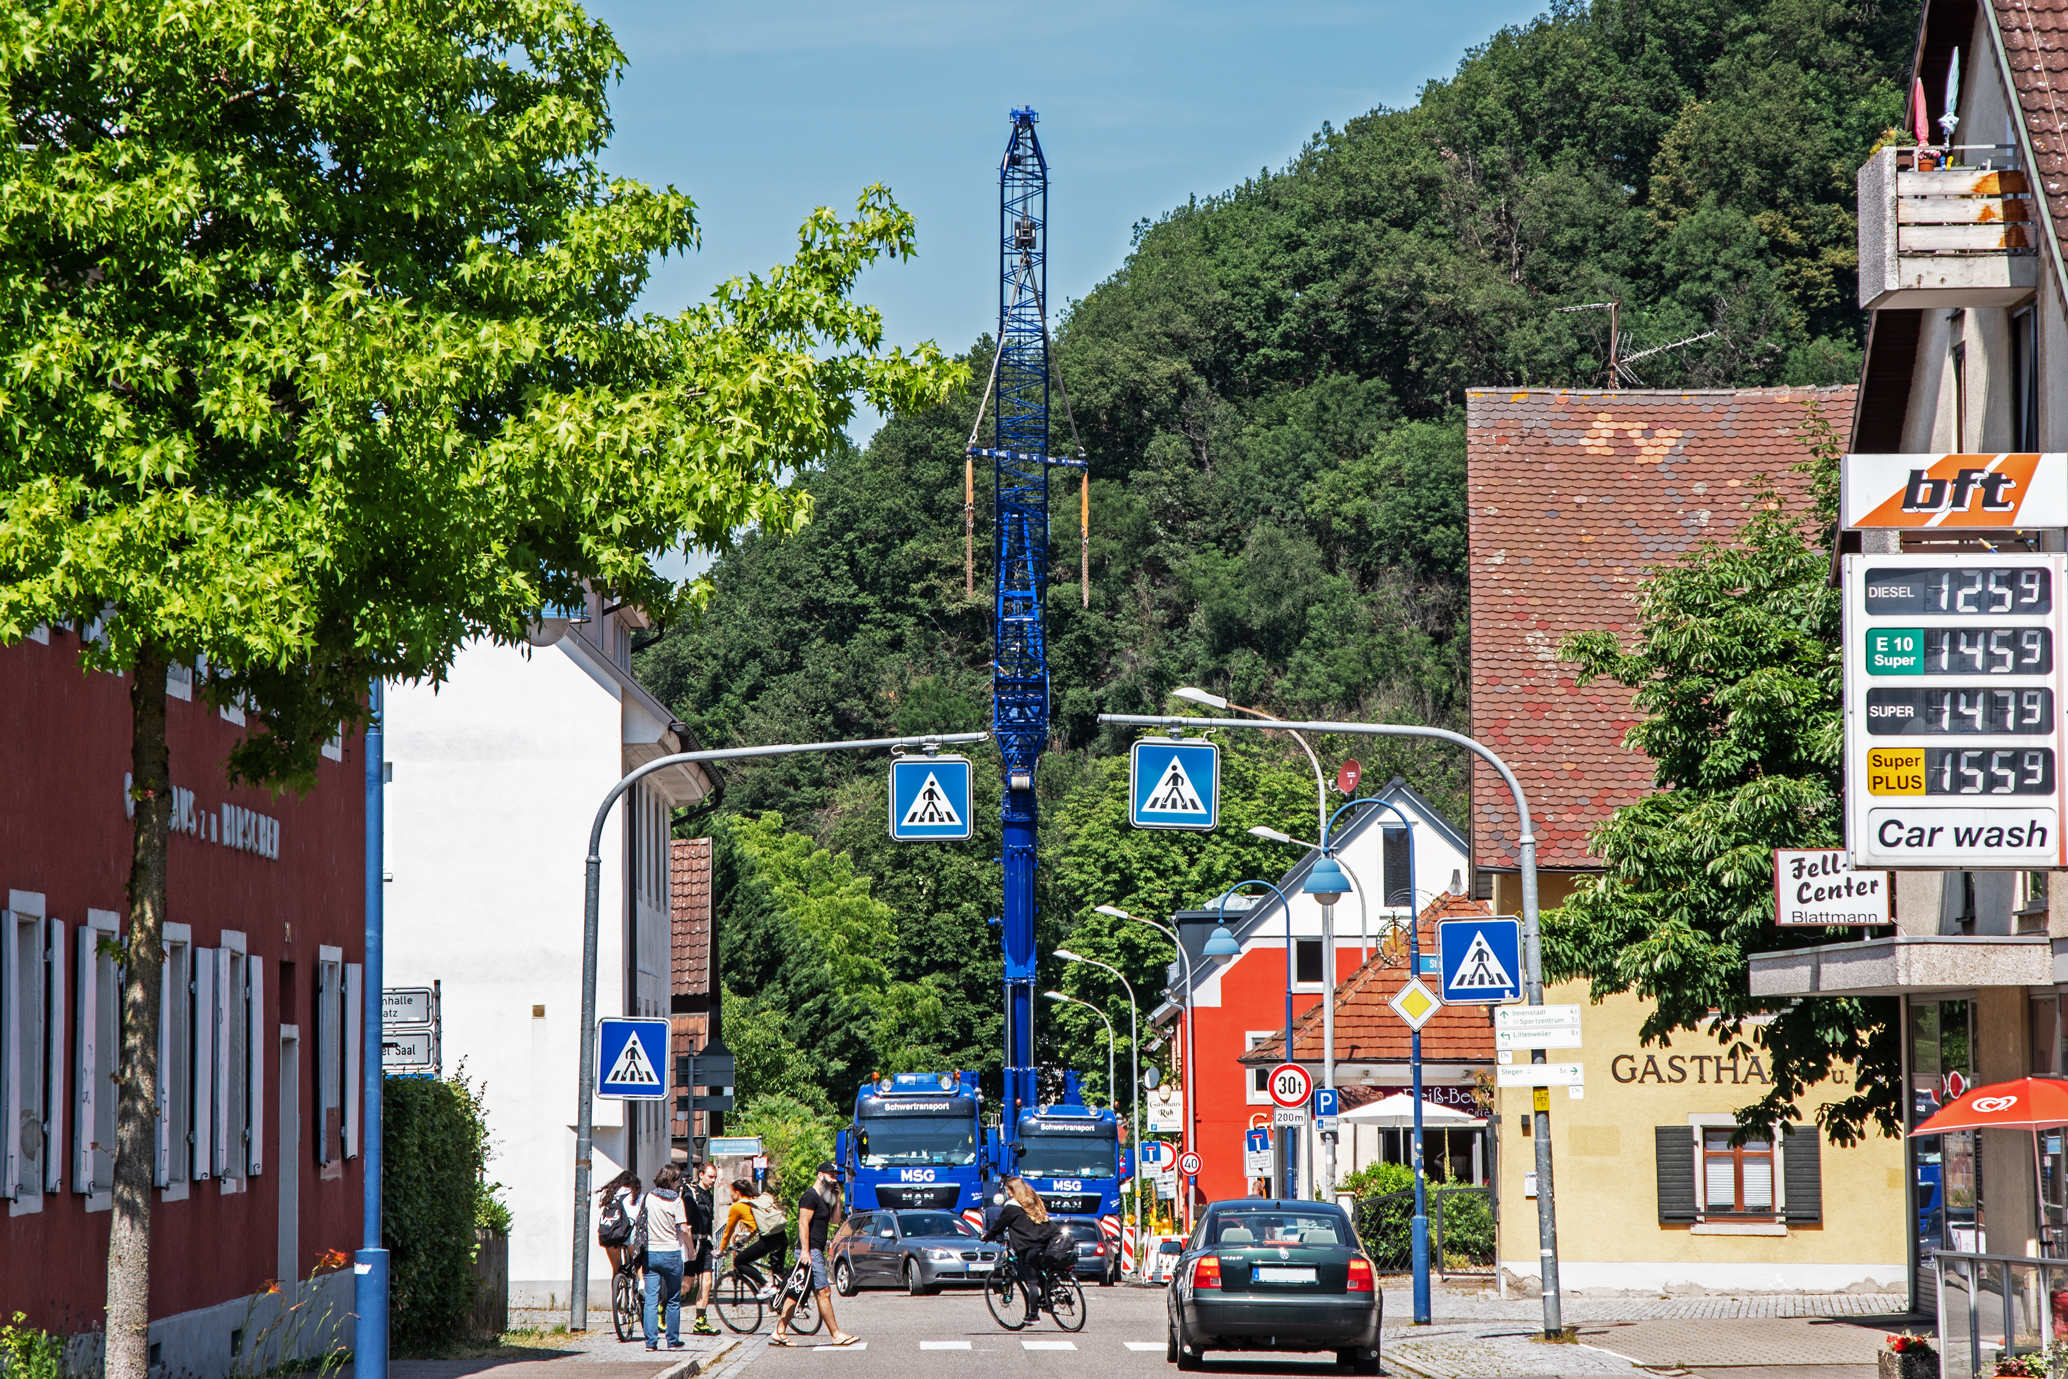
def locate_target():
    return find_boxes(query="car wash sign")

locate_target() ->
[1843,550,2067,869]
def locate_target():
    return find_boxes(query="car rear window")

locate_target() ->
[1209,1211,1347,1247]
[1054,1221,1105,1243]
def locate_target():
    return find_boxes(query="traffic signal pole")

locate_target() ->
[568,730,988,1330]
[1100,713,1563,1338]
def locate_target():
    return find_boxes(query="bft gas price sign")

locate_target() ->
[1845,552,2067,869]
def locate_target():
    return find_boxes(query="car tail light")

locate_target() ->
[1347,1258,1374,1292]
[1192,1255,1222,1289]
[1094,1245,1106,1254]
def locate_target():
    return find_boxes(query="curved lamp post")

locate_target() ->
[1044,990,1116,1120]
[1173,687,1327,843]
[1248,825,1373,965]
[1214,879,1297,1198]
[1056,949,1138,1256]
[1095,904,1200,1238]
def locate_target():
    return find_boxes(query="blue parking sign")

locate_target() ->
[597,1017,671,1100]
[1312,1087,1338,1118]
[889,755,973,841]
[1129,739,1220,830]
[1437,916,1522,1004]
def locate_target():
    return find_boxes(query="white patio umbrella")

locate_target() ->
[1337,1092,1484,1128]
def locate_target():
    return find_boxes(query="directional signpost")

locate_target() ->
[889,755,974,841]
[381,984,439,1075]
[1494,1004,1582,1053]
[1437,916,1522,1004]
[596,1017,670,1100]
[1129,738,1221,830]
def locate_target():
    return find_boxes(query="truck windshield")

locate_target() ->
[1016,1135,1116,1178]
[860,1115,977,1167]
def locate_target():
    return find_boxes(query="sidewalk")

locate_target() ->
[334,1328,740,1379]
[1382,1292,1916,1379]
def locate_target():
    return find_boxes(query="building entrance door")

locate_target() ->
[1909,998,1976,1312]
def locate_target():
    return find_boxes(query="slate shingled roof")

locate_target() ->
[671,836,714,1001]
[1465,388,1853,873]
[1241,893,1498,1067]
[1992,0,2068,289]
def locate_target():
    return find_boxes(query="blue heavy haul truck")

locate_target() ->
[1005,1078,1131,1285]
[837,1072,991,1222]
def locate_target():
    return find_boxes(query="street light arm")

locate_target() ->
[1219,698,1329,846]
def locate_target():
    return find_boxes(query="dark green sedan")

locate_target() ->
[1164,1200,1381,1374]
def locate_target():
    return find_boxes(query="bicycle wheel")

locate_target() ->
[713,1270,763,1335]
[985,1268,1028,1331]
[1047,1275,1086,1333]
[612,1269,641,1343]
[789,1285,823,1336]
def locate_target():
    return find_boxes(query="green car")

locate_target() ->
[1165,1200,1381,1374]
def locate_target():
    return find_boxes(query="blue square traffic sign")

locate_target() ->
[597,1017,671,1100]
[1129,739,1220,830]
[1437,916,1522,1004]
[1312,1087,1338,1118]
[889,755,974,841]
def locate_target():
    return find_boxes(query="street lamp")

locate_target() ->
[1214,879,1298,1198]
[1055,949,1140,1254]
[1094,904,1198,1241]
[1302,856,1348,1206]
[1044,992,1116,1123]
[1171,688,1327,843]
[1248,824,1374,965]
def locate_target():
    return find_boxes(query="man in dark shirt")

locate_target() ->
[771,1161,858,1347]
[685,1160,720,1335]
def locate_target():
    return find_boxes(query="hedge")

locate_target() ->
[383,1074,491,1348]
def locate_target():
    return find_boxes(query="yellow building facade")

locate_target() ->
[1494,984,1908,1295]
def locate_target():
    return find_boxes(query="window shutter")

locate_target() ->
[1783,1126,1823,1223]
[155,957,170,1187]
[343,963,360,1160]
[2,909,18,1199]
[75,925,96,1191]
[246,958,263,1177]
[1655,1126,1698,1223]
[45,920,63,1193]
[192,950,213,1181]
[213,948,231,1179]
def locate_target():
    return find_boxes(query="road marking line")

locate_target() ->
[920,1342,972,1350]
[1021,1341,1077,1351]
[1123,1343,1162,1352]
[810,1342,867,1351]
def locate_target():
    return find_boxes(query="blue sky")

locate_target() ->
[599,0,1550,576]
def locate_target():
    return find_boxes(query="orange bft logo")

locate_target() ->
[1844,453,2057,529]
[1902,467,2019,512]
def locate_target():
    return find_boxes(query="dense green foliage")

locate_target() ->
[640,0,1923,1114]
[728,1094,844,1210]
[383,1074,494,1349]
[1549,405,1898,1143]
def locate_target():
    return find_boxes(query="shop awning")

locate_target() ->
[1910,1076,2068,1134]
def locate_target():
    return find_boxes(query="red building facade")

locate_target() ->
[1,626,363,1346]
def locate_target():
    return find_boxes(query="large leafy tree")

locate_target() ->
[1548,406,1899,1144]
[0,2,952,1368]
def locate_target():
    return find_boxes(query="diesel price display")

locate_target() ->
[1863,566,2052,615]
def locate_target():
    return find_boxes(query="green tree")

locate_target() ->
[0,3,952,1369]
[1548,404,1897,1144]
[728,1094,842,1211]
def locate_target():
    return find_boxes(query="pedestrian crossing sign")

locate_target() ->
[596,1017,671,1100]
[1437,916,1523,1004]
[889,755,974,841]
[1129,738,1220,831]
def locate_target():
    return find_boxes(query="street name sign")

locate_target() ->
[1493,1004,1582,1053]
[596,1016,671,1100]
[1495,1062,1585,1087]
[889,755,974,841]
[1843,552,2067,869]
[1267,1062,1312,1110]
[1437,916,1522,1004]
[708,1136,764,1157]
[1129,738,1221,830]
[382,1028,437,1073]
[1388,977,1443,1031]
[383,987,435,1026]
[1773,849,1891,925]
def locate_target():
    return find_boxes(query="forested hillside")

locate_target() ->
[637,0,1919,1119]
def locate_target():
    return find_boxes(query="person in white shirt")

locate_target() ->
[640,1164,690,1350]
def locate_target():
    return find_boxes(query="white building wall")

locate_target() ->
[385,638,640,1308]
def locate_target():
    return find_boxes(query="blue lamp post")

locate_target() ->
[1213,879,1297,1196]
[1322,797,1432,1326]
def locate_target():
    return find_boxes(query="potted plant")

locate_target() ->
[1992,1356,2042,1378]
[1880,1333,1937,1379]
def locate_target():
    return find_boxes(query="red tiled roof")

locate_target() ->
[671,837,714,999]
[1464,388,1853,871]
[1993,0,2068,286]
[1243,894,1498,1065]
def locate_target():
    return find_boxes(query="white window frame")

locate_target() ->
[3,892,62,1211]
[76,909,119,1207]
[157,924,192,1199]
[316,947,343,1166]
[1245,1031,1277,1105]
[214,931,254,1190]
[1291,937,1327,991]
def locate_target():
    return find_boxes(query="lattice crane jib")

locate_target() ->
[995,107,1048,1131]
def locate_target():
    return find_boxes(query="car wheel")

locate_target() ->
[1101,1258,1116,1287]
[832,1259,858,1297]
[1337,1347,1379,1376]
[1166,1322,1179,1364]
[1175,1317,1201,1372]
[904,1258,935,1296]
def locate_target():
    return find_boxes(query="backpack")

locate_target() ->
[598,1192,633,1248]
[1037,1220,1075,1269]
[749,1196,788,1238]
[629,1197,651,1267]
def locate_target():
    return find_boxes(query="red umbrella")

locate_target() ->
[1909,1077,2068,1134]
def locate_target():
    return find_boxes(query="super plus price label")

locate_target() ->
[1844,553,2068,869]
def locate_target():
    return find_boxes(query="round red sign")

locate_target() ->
[1178,1151,1202,1176]
[1268,1062,1313,1110]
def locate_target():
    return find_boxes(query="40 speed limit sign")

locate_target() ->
[1268,1062,1312,1109]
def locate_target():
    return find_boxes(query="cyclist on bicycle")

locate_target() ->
[983,1177,1053,1324]
[718,1178,790,1301]
[596,1169,642,1277]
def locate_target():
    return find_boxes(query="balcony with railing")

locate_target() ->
[1858,145,2038,310]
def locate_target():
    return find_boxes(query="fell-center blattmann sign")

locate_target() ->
[1844,552,2067,869]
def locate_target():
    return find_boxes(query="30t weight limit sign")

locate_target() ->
[1844,552,2068,869]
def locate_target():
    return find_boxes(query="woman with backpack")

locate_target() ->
[596,1169,642,1277]
[717,1178,790,1301]
[982,1177,1056,1323]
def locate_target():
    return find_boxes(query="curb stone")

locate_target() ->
[656,1340,740,1379]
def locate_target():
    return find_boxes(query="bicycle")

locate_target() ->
[985,1254,1085,1334]
[611,1256,641,1343]
[767,1253,824,1338]
[711,1246,783,1335]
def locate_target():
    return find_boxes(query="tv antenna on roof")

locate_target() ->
[1554,300,1716,387]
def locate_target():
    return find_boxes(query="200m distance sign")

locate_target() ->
[1844,552,2068,869]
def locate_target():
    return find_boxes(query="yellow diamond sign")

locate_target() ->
[1389,977,1444,1031]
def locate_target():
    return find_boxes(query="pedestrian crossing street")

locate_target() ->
[801,1340,1164,1352]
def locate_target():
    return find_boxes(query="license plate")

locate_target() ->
[968,1262,994,1272]
[1255,1266,1316,1284]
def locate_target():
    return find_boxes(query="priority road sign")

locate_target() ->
[889,755,974,841]
[1388,977,1443,1030]
[1129,738,1221,830]
[596,1016,671,1100]
[1437,916,1522,1004]
[1267,1062,1312,1109]
[1178,1150,1202,1176]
